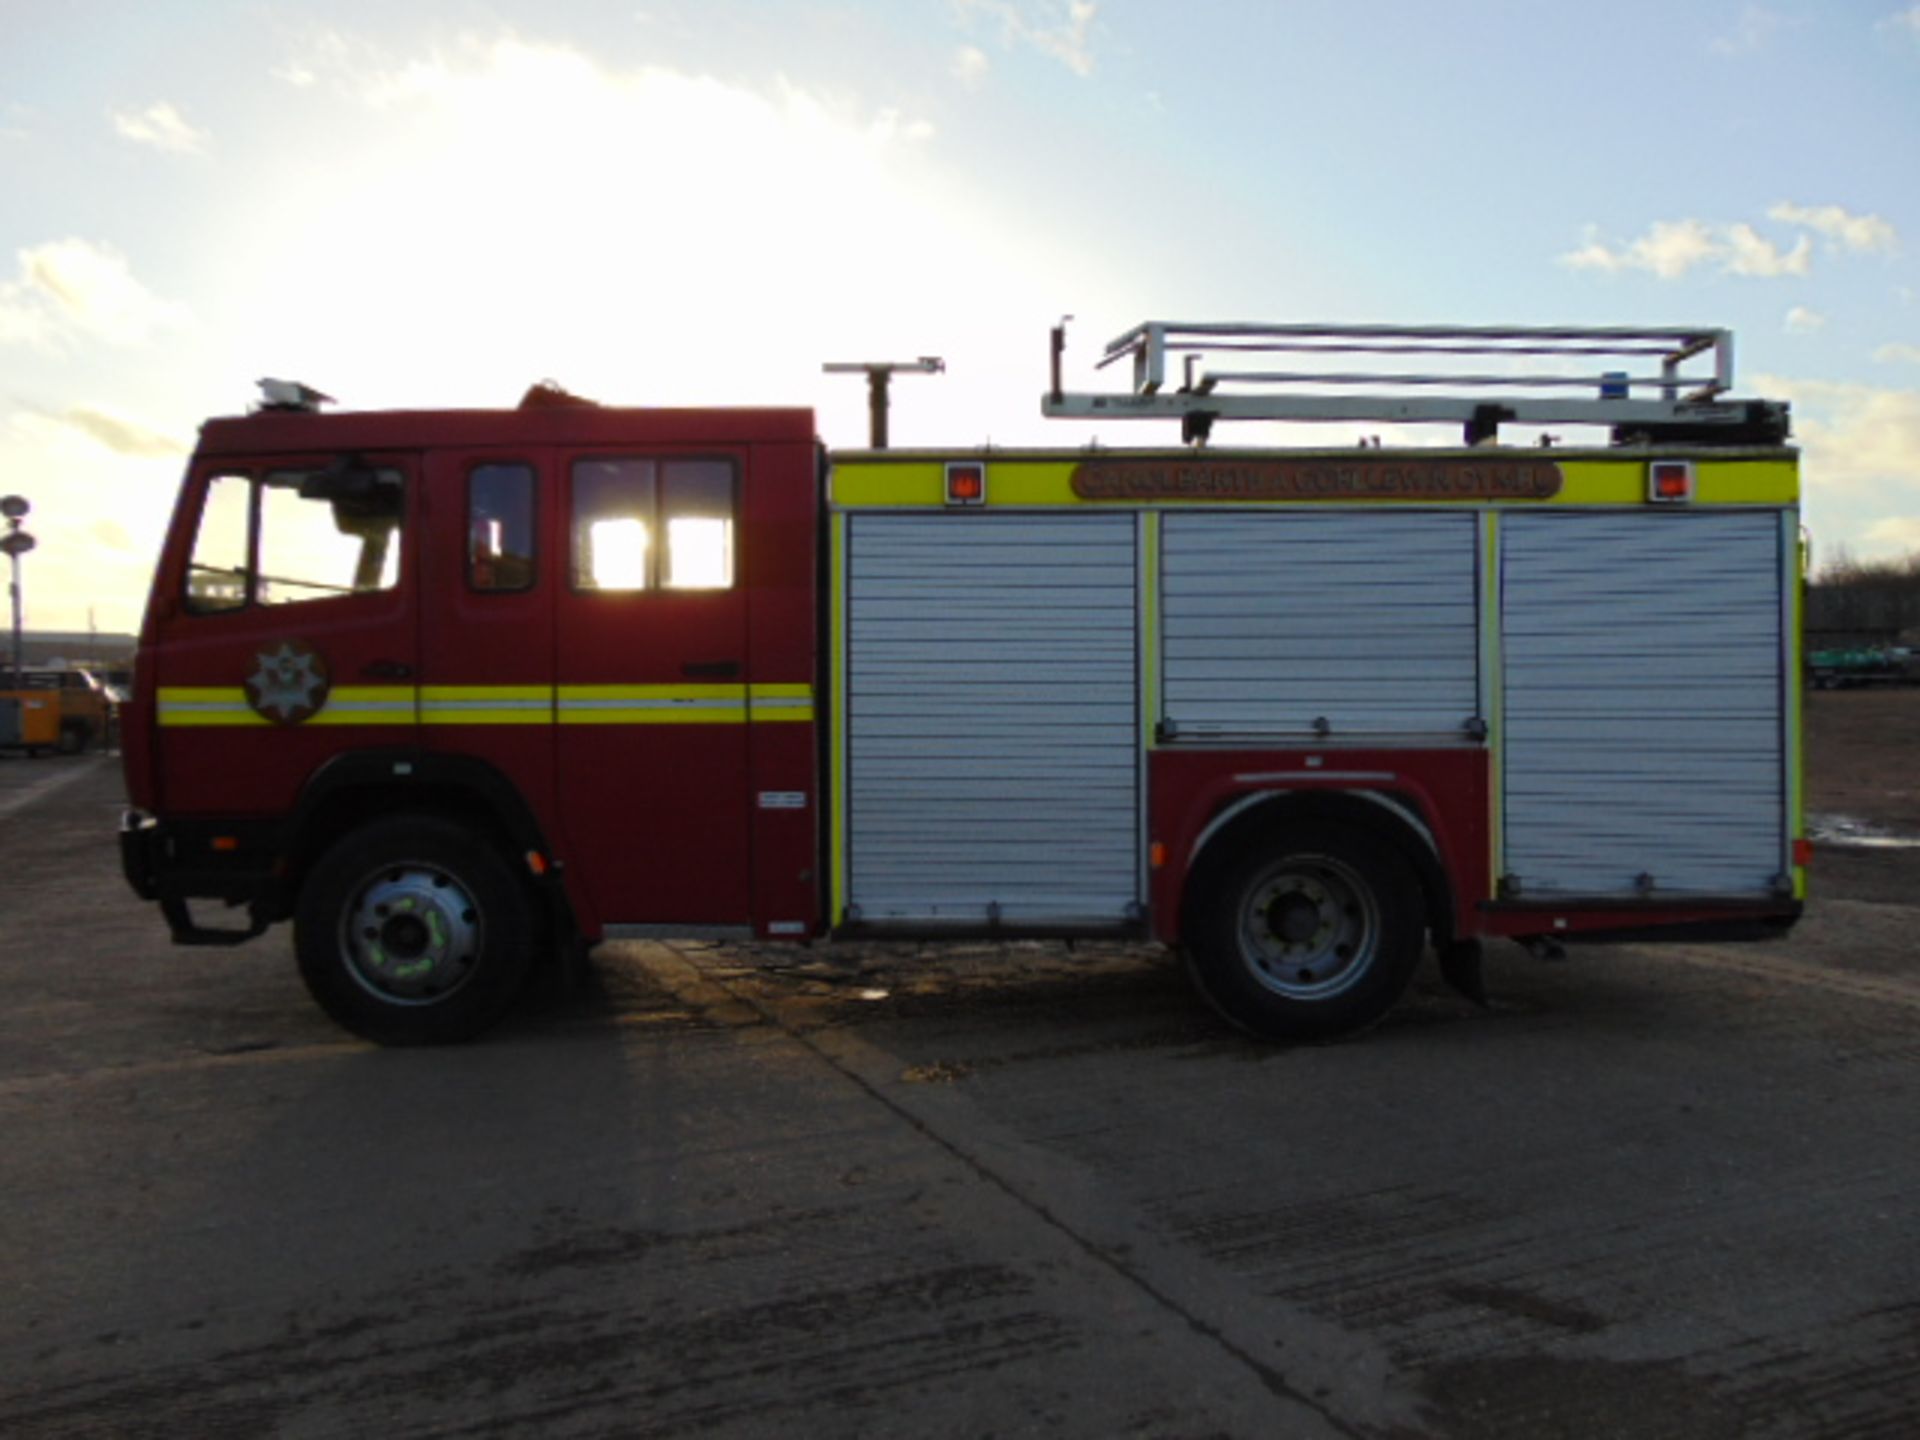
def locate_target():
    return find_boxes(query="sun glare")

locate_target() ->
[219,35,1126,447]
[586,518,650,590]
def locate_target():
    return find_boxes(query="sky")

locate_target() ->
[2,0,1918,633]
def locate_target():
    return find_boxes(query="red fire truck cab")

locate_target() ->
[121,323,1805,1044]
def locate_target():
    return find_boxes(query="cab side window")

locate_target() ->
[183,462,405,612]
[259,467,402,605]
[469,463,537,592]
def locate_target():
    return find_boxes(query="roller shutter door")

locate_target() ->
[1161,511,1480,739]
[846,513,1139,925]
[1501,511,1786,897]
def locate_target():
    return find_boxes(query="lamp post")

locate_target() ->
[0,495,34,686]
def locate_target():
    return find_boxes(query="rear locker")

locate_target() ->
[1497,509,1790,899]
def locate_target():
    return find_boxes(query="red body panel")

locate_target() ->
[1148,748,1493,946]
[741,441,823,938]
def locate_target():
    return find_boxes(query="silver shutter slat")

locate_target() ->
[1161,511,1480,738]
[1501,511,1784,897]
[847,513,1140,924]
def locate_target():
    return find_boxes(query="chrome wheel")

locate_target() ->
[339,862,483,1005]
[1235,853,1380,1001]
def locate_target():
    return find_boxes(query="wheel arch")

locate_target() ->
[1179,788,1456,948]
[276,750,577,937]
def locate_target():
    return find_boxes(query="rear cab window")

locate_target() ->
[570,457,736,593]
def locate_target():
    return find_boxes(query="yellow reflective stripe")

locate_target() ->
[283,685,414,727]
[158,686,248,703]
[559,684,745,701]
[156,681,813,726]
[421,685,551,701]
[157,686,257,725]
[158,684,413,726]
[158,686,263,728]
[316,686,415,713]
[420,685,554,725]
[560,706,748,725]
[748,682,815,722]
[558,683,747,725]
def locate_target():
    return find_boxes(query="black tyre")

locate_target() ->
[57,722,86,755]
[1184,820,1425,1041]
[295,816,535,1044]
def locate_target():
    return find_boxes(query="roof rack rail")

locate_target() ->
[1043,320,1790,446]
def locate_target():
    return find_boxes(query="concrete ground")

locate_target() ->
[1,751,1915,1438]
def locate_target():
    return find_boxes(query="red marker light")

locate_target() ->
[945,462,986,507]
[1648,460,1694,503]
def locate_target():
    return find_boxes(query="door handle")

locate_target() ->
[682,659,741,679]
[362,659,414,679]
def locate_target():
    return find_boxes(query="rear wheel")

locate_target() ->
[1185,820,1425,1041]
[295,816,534,1044]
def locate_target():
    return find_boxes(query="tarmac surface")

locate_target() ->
[1,749,1916,1438]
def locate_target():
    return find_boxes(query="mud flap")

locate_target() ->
[1437,938,1489,1008]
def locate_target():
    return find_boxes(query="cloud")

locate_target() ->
[1875,342,1920,364]
[1785,306,1826,333]
[111,101,206,154]
[1724,222,1810,277]
[954,0,1098,77]
[44,407,187,458]
[1712,5,1793,54]
[0,239,186,348]
[1564,218,1728,279]
[1564,202,1895,280]
[1767,201,1898,255]
[1757,375,1920,491]
[1878,5,1920,42]
[952,45,990,88]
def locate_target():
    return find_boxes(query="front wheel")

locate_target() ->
[295,816,534,1044]
[1184,820,1426,1041]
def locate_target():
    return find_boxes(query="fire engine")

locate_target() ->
[119,320,1805,1044]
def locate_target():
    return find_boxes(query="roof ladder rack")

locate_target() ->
[1043,320,1790,446]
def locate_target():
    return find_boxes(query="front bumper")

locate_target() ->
[120,810,282,946]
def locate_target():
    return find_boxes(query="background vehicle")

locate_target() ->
[119,320,1805,1043]
[0,667,114,755]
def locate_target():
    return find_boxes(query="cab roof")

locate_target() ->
[196,405,817,457]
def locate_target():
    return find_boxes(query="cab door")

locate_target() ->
[155,454,417,816]
[552,448,752,927]
[415,447,559,852]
